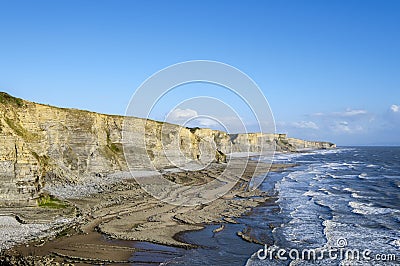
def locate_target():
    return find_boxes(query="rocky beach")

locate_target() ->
[1,159,295,264]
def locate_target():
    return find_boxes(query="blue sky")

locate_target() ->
[0,0,399,145]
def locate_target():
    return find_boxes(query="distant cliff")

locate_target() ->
[0,92,335,206]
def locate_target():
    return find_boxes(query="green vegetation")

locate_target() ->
[102,130,123,168]
[31,151,50,167]
[278,138,289,145]
[109,142,122,153]
[146,149,155,160]
[37,194,68,209]
[106,129,122,153]
[0,92,24,107]
[4,117,40,141]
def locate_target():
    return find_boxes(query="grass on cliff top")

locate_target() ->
[37,194,68,209]
[0,92,24,107]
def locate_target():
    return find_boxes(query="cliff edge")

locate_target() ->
[0,92,335,206]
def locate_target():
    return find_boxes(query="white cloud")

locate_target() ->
[338,109,368,117]
[277,106,400,145]
[312,109,368,118]
[292,121,319,130]
[329,120,364,134]
[190,117,219,127]
[277,121,319,130]
[306,108,371,136]
[390,104,399,113]
[312,112,325,116]
[167,108,198,122]
[331,121,350,133]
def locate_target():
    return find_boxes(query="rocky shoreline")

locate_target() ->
[0,158,295,265]
[0,92,335,208]
[0,93,335,264]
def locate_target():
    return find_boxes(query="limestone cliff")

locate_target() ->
[0,92,335,206]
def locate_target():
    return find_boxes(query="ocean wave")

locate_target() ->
[249,147,400,266]
[342,188,366,199]
[270,148,352,164]
[348,201,395,215]
[358,173,368,179]
[343,187,358,193]
[319,162,358,170]
[318,188,333,195]
[303,190,324,197]
[390,239,400,249]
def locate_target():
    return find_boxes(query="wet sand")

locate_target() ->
[3,158,295,265]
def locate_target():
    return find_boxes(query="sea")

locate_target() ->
[131,147,400,265]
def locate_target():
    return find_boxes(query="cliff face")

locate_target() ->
[0,92,335,206]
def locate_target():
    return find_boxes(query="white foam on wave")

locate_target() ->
[246,147,400,266]
[270,148,350,164]
[343,187,357,193]
[357,173,385,180]
[348,201,395,215]
[284,169,317,182]
[342,188,366,199]
[324,214,400,249]
[320,162,358,171]
[271,152,307,163]
[391,239,400,249]
[303,190,323,197]
[358,173,368,179]
[318,187,333,195]
[326,173,339,179]
[272,164,330,250]
[315,148,353,155]
[351,193,365,199]
[333,174,358,179]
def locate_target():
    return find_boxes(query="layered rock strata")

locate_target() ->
[0,92,335,206]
